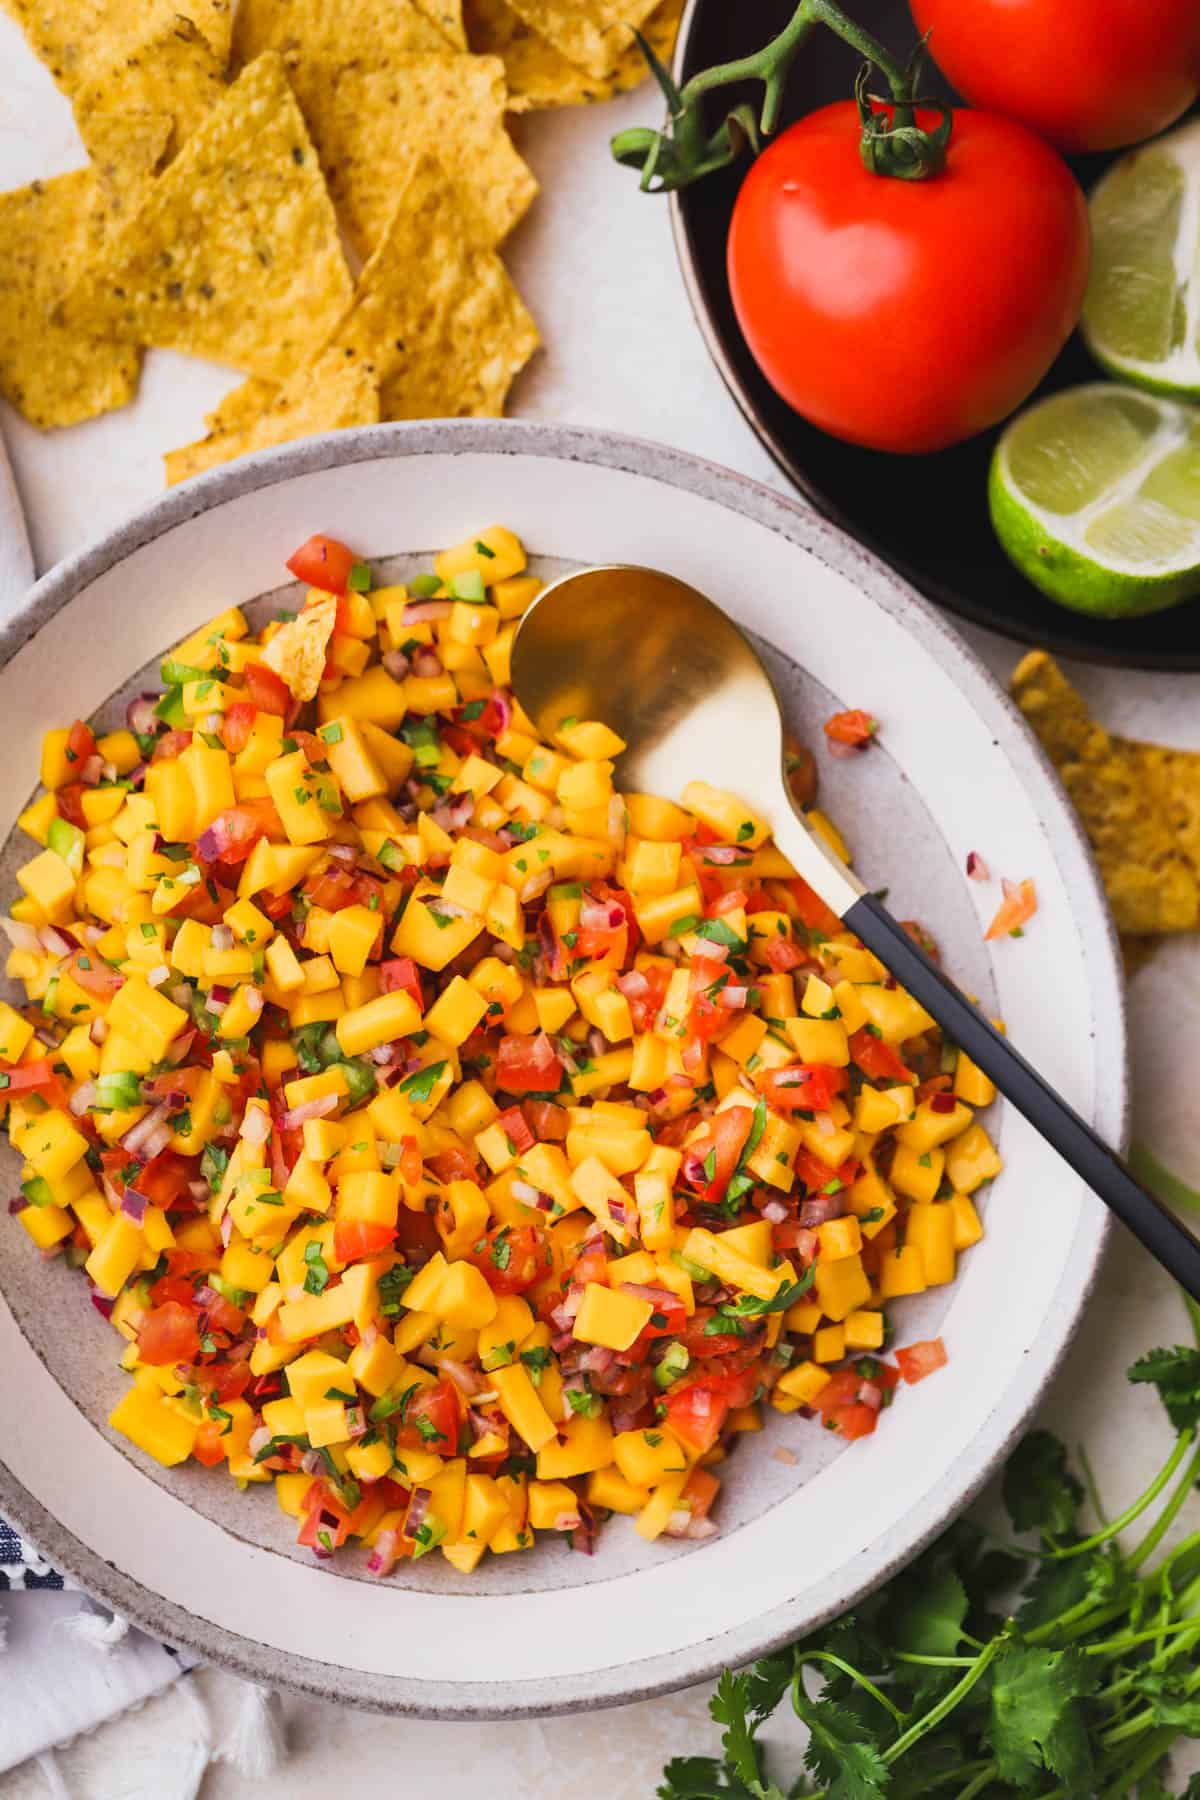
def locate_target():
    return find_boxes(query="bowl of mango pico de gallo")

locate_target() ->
[0,423,1122,1714]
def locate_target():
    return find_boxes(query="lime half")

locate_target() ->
[1083,117,1200,397]
[989,384,1200,618]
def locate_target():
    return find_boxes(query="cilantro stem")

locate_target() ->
[1096,1724,1180,1798]
[1047,1428,1194,1560]
[891,1651,974,1667]
[883,1630,1008,1763]
[1081,1614,1200,1658]
[954,1770,999,1800]
[798,1651,905,1725]
[1126,1439,1200,1570]
[1077,1439,1110,1527]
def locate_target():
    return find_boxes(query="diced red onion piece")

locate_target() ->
[69,1080,98,1117]
[412,649,443,679]
[401,600,451,623]
[248,1426,273,1459]
[405,1487,432,1538]
[966,851,989,881]
[857,1381,883,1412]
[761,1198,789,1224]
[240,1106,272,1144]
[699,845,747,866]
[90,1290,114,1318]
[39,926,73,958]
[122,1102,171,1154]
[146,963,171,989]
[616,969,649,999]
[510,1180,541,1205]
[127,694,159,736]
[121,1187,149,1224]
[717,985,748,1010]
[89,1017,108,1044]
[300,1449,326,1476]
[8,1195,28,1215]
[799,1195,845,1226]
[930,1092,956,1114]
[78,754,103,786]
[367,1528,401,1577]
[219,1211,234,1246]
[382,651,410,680]
[0,917,41,953]
[211,923,234,952]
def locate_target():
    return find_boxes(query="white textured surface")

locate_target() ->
[0,22,1197,1798]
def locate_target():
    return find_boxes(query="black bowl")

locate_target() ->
[669,0,1200,668]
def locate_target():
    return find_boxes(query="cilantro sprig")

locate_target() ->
[658,1309,1200,1800]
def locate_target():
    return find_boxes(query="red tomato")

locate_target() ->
[149,1274,196,1308]
[196,798,282,866]
[681,1305,745,1359]
[824,709,878,748]
[67,950,123,998]
[379,957,424,1010]
[136,1150,195,1211]
[685,1104,755,1207]
[152,729,193,762]
[665,1380,730,1455]
[302,866,378,912]
[625,963,670,1036]
[395,1378,460,1453]
[285,534,357,595]
[243,662,292,717]
[728,105,1089,453]
[495,1032,563,1096]
[426,1146,479,1185]
[494,1105,535,1155]
[393,1208,441,1256]
[895,1338,948,1384]
[757,1063,847,1113]
[221,700,258,753]
[829,1403,880,1442]
[55,783,88,829]
[848,1028,914,1085]
[522,1099,569,1141]
[138,1301,201,1367]
[688,955,737,1043]
[679,1465,720,1522]
[297,1478,354,1552]
[793,1147,858,1194]
[333,1221,396,1263]
[66,719,96,766]
[192,1419,228,1467]
[911,0,1200,153]
[469,1224,549,1295]
[787,878,842,936]
[763,936,806,974]
[0,1059,71,1108]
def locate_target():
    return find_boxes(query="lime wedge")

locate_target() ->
[989,384,1200,617]
[1082,117,1200,397]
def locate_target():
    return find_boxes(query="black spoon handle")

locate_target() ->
[844,892,1200,1301]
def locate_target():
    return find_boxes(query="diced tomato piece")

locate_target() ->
[149,1273,197,1308]
[426,1145,479,1185]
[771,1220,819,1260]
[396,1136,423,1186]
[985,877,1037,942]
[902,919,940,961]
[202,1291,247,1337]
[895,1338,948,1384]
[763,935,807,973]
[285,534,356,595]
[824,708,878,747]
[135,1150,196,1212]
[243,662,292,717]
[302,866,378,912]
[152,729,194,763]
[624,963,670,1036]
[683,1104,756,1207]
[522,1099,569,1141]
[334,1221,397,1263]
[192,1419,228,1466]
[468,1224,549,1296]
[742,885,776,915]
[708,885,749,917]
[297,1478,354,1553]
[66,950,124,998]
[138,1301,201,1366]
[394,1377,460,1453]
[680,1464,720,1521]
[829,1403,880,1441]
[393,1208,441,1256]
[55,783,88,829]
[787,878,842,935]
[196,798,282,866]
[793,1147,858,1194]
[687,955,736,1044]
[495,1032,563,1096]
[665,1379,730,1455]
[813,1370,861,1417]
[221,700,258,753]
[378,957,424,1010]
[0,1059,71,1109]
[66,719,96,767]
[681,1305,744,1359]
[848,1028,914,1084]
[208,1358,253,1403]
[494,1105,535,1155]
[757,1063,848,1113]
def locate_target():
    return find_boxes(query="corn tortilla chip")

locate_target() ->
[71,14,225,175]
[165,349,379,485]
[78,112,173,216]
[232,0,452,73]
[1012,650,1200,936]
[0,171,141,428]
[413,0,467,48]
[325,153,538,419]
[59,53,354,383]
[499,0,661,79]
[3,0,229,96]
[314,53,536,257]
[203,376,280,436]
[465,0,681,111]
[263,593,338,702]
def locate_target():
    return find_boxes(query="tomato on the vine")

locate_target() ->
[910,0,1200,154]
[728,105,1090,453]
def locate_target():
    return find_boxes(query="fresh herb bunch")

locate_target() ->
[660,1307,1200,1799]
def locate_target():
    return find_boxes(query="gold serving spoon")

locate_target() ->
[512,563,1200,1299]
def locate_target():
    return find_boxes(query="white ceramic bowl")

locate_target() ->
[0,422,1122,1715]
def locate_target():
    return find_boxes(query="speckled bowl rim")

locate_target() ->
[0,420,1123,1717]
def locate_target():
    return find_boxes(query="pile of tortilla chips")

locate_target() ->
[0,0,680,479]
[1011,651,1200,948]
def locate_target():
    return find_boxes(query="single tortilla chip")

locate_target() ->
[59,53,354,383]
[72,14,225,173]
[263,592,338,702]
[325,153,539,419]
[465,0,681,110]
[77,111,173,217]
[203,376,280,436]
[311,52,536,257]
[498,0,661,79]
[232,0,452,70]
[0,171,141,428]
[3,0,229,98]
[1012,650,1200,936]
[164,349,380,485]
